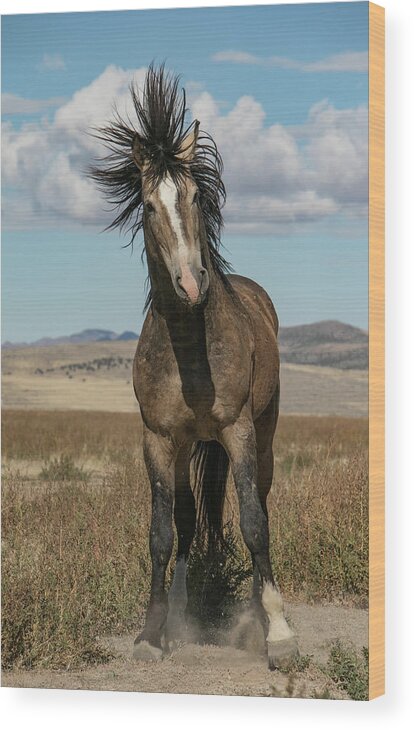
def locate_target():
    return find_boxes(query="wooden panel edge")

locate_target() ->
[368,0,385,701]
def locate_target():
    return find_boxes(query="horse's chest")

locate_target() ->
[134,337,250,438]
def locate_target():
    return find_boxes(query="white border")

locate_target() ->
[1,0,414,727]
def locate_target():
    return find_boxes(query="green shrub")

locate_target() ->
[39,454,90,482]
[326,642,369,700]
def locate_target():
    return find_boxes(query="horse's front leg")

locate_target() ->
[165,444,195,648]
[133,426,176,661]
[220,410,299,671]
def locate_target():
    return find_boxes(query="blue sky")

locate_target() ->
[2,2,369,342]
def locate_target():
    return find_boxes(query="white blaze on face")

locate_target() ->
[157,175,199,303]
[262,581,295,643]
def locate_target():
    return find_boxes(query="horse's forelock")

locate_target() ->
[88,63,232,304]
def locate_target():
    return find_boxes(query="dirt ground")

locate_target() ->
[2,602,367,699]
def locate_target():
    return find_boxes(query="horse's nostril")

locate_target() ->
[175,267,207,303]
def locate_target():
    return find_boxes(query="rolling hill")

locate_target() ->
[278,320,368,370]
[2,320,368,370]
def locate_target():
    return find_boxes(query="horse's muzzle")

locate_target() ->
[174,265,209,306]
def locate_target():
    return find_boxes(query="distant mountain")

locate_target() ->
[116,330,139,341]
[2,320,367,369]
[2,329,138,349]
[278,320,368,370]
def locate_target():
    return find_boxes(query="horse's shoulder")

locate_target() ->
[227,274,279,334]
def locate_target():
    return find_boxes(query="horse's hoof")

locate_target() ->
[267,637,299,671]
[133,640,163,662]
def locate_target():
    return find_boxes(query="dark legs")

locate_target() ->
[220,409,275,588]
[134,427,175,660]
[134,396,297,669]
[173,446,196,562]
[134,434,196,659]
[165,446,196,645]
[220,404,298,670]
[251,390,278,610]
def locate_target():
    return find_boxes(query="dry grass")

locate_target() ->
[1,410,368,670]
[2,454,151,670]
[1,410,143,462]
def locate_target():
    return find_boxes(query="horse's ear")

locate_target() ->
[177,120,200,161]
[132,134,148,172]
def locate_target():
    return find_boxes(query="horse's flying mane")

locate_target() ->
[88,63,232,288]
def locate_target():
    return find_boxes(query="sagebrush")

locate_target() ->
[326,642,369,701]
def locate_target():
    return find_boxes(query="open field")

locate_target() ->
[2,341,368,416]
[2,410,368,697]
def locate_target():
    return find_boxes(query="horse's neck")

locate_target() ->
[151,265,229,352]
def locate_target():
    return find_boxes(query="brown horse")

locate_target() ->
[89,65,298,670]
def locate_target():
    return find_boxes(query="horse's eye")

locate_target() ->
[145,202,155,214]
[192,191,199,205]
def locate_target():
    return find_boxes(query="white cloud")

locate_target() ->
[2,93,68,115]
[302,52,368,73]
[2,65,147,229]
[212,50,368,73]
[211,50,260,65]
[53,64,146,151]
[38,53,66,71]
[189,92,367,231]
[225,192,339,233]
[1,65,367,234]
[303,100,368,211]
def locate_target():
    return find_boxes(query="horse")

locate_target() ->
[89,64,298,670]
